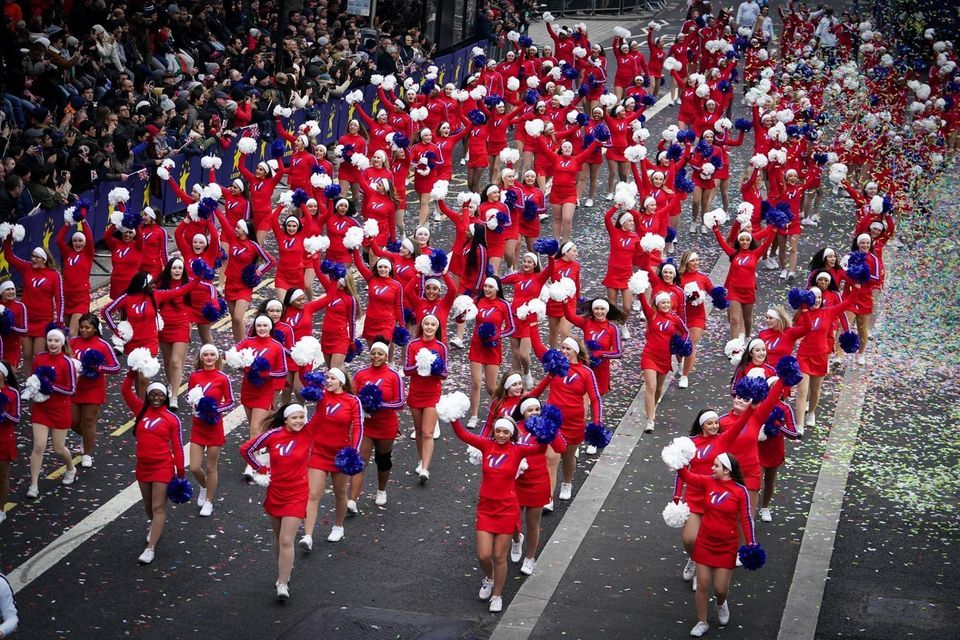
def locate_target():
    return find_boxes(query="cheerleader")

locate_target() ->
[237,159,286,245]
[356,176,401,248]
[647,24,667,96]
[215,210,277,341]
[138,208,169,280]
[120,373,184,565]
[403,272,459,330]
[102,223,143,301]
[349,342,406,508]
[186,344,234,517]
[478,372,526,438]
[843,234,883,365]
[563,298,624,400]
[677,454,759,637]
[337,120,369,200]
[711,224,776,341]
[451,224,490,348]
[177,233,222,346]
[769,167,818,281]
[0,282,26,368]
[350,250,405,355]
[240,403,312,600]
[534,137,600,242]
[528,320,602,504]
[546,241,581,347]
[467,277,516,428]
[758,399,801,523]
[311,268,362,371]
[678,251,715,388]
[604,105,644,195]
[26,328,76,498]
[0,362,19,526]
[502,252,555,385]
[759,306,803,366]
[320,198,363,264]
[404,314,448,483]
[270,207,307,303]
[807,247,844,287]
[516,170,547,254]
[273,123,319,193]
[301,368,363,547]
[254,298,297,402]
[729,340,776,392]
[450,415,555,613]
[156,258,194,410]
[637,290,688,433]
[69,315,120,468]
[411,128,443,226]
[1,241,63,375]
[54,219,94,336]
[601,205,640,327]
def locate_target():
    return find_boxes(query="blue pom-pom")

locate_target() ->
[738,543,767,570]
[392,325,411,346]
[312,165,326,175]
[584,422,612,448]
[734,376,769,403]
[576,112,590,126]
[708,154,724,170]
[387,239,402,253]
[422,78,436,95]
[358,382,384,414]
[763,410,783,437]
[695,139,714,157]
[291,188,309,207]
[196,395,220,426]
[392,133,410,149]
[674,168,695,194]
[121,210,143,229]
[677,129,696,144]
[577,83,590,97]
[483,94,502,109]
[664,226,677,243]
[80,349,106,379]
[534,237,559,255]
[271,329,286,345]
[666,143,683,161]
[522,199,538,220]
[335,446,365,475]
[403,307,416,325]
[486,263,495,277]
[787,287,816,310]
[504,189,518,208]
[201,298,228,322]
[813,152,829,165]
[345,338,364,363]
[191,258,216,280]
[734,118,753,132]
[718,79,731,93]
[430,354,446,376]
[320,260,347,280]
[526,413,560,444]
[839,331,860,354]
[709,286,729,310]
[214,248,227,269]
[786,124,801,138]
[74,198,92,221]
[468,109,487,125]
[300,384,324,402]
[0,308,13,335]
[519,35,533,48]
[198,197,219,220]
[641,94,657,106]
[592,123,611,143]
[845,253,871,284]
[585,339,602,353]
[764,204,792,229]
[775,355,803,387]
[670,334,694,357]
[473,54,488,68]
[271,138,287,158]
[562,65,578,80]
[494,210,509,233]
[429,248,448,273]
[540,404,562,429]
[166,477,194,504]
[246,356,271,386]
[241,264,262,288]
[524,89,539,105]
[583,133,596,147]
[478,321,498,347]
[541,348,570,377]
[34,365,56,394]
[324,183,342,200]
[303,371,326,387]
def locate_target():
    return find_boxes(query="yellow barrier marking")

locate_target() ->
[45,456,82,480]
[3,502,15,513]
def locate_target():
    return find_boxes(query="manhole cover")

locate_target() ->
[280,605,475,639]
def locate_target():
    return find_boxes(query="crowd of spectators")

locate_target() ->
[0,0,440,223]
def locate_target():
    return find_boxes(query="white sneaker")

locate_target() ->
[168,394,178,411]
[585,198,594,207]
[467,416,479,429]
[604,193,613,201]
[408,429,417,440]
[347,500,358,515]
[779,269,788,280]
[524,373,534,388]
[700,225,709,234]
[716,599,730,625]
[433,421,441,439]
[198,487,207,506]
[418,468,430,484]
[585,444,598,455]
[764,258,779,270]
[682,558,696,581]
[276,582,290,600]
[450,336,465,348]
[688,222,697,234]
[138,547,155,565]
[760,507,772,522]
[489,596,503,612]
[432,212,443,222]
[787,271,796,281]
[678,375,689,389]
[543,500,554,513]
[298,535,313,552]
[805,411,816,427]
[622,326,631,340]
[857,354,866,365]
[632,300,641,312]
[81,454,93,468]
[666,242,675,255]
[460,158,467,165]
[691,575,697,591]
[520,557,536,575]
[644,419,655,433]
[511,533,525,562]
[690,621,709,637]
[243,464,255,481]
[558,483,573,500]
[735,554,742,567]
[26,485,38,499]
[375,490,388,506]
[62,468,77,486]
[199,501,213,517]
[415,460,423,474]
[801,217,816,226]
[478,577,494,600]
[327,525,344,542]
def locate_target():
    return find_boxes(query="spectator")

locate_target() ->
[0,175,24,224]
[736,0,761,31]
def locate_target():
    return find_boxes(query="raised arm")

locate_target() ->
[450,418,490,450]
[2,239,30,271]
[712,224,735,257]
[121,370,144,414]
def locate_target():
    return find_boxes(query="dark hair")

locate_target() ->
[809,269,839,292]
[466,224,487,270]
[78,313,101,336]
[0,360,20,390]
[850,235,873,252]
[417,314,443,340]
[808,247,835,272]
[483,274,506,300]
[282,287,305,310]
[689,408,718,436]
[265,402,305,431]
[157,257,188,290]
[134,382,170,431]
[581,297,627,323]
[114,134,132,162]
[721,453,746,486]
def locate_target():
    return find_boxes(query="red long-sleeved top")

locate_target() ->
[403,272,458,328]
[241,425,313,486]
[69,335,121,402]
[678,468,756,546]
[186,368,235,431]
[724,380,785,481]
[121,374,185,478]
[529,323,603,427]
[55,221,94,312]
[353,363,406,433]
[452,418,547,500]
[713,225,776,297]
[794,289,859,357]
[138,222,169,279]
[673,406,754,504]
[238,161,285,216]
[638,290,688,361]
[103,278,201,351]
[102,226,144,298]
[3,239,63,328]
[310,391,364,451]
[352,252,404,336]
[216,210,276,286]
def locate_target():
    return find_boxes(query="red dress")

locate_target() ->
[602,206,640,289]
[102,227,144,300]
[679,271,715,330]
[0,385,21,461]
[241,425,313,518]
[238,161,285,233]
[534,138,598,205]
[69,336,120,404]
[403,337,448,408]
[30,351,76,427]
[307,392,364,472]
[2,241,63,338]
[713,226,776,305]
[352,364,406,440]
[563,311,622,395]
[723,381,786,490]
[138,223,169,279]
[215,210,276,303]
[310,273,358,356]
[501,260,554,340]
[103,279,201,356]
[55,223,94,316]
[546,260,581,319]
[469,297,516,365]
[514,416,563,508]
[451,419,548,534]
[235,335,287,410]
[638,293,687,374]
[757,401,800,469]
[121,375,185,484]
[794,291,858,376]
[0,300,27,365]
[271,212,307,291]
[677,469,756,569]
[186,368,235,447]
[352,255,404,341]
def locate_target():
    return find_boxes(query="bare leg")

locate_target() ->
[304,468,328,537]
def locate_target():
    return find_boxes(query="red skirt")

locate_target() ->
[275,267,305,291]
[339,164,362,184]
[413,173,439,195]
[692,528,738,570]
[602,266,632,289]
[64,293,90,316]
[32,394,72,428]
[685,484,706,515]
[73,377,107,405]
[407,377,441,409]
[518,215,540,238]
[190,420,226,447]
[241,383,275,411]
[362,316,395,342]
[136,459,175,484]
[159,322,190,344]
[224,280,254,303]
[549,184,578,205]
[486,140,507,157]
[641,350,671,375]
[516,460,550,508]
[476,494,521,534]
[727,284,756,305]
[798,352,828,377]
[560,419,585,446]
[0,426,15,461]
[363,412,399,441]
[742,469,761,491]
[758,435,785,469]
[469,338,504,365]
[265,481,308,519]
[593,361,611,395]
[307,439,341,472]
[321,331,349,356]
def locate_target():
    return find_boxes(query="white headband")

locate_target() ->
[560,241,576,255]
[591,299,610,312]
[856,233,871,244]
[290,288,306,301]
[375,258,392,270]
[737,231,752,240]
[402,238,415,253]
[266,300,283,311]
[617,211,633,226]
[143,206,157,220]
[869,221,884,230]
[717,452,733,471]
[504,373,523,389]
[523,252,539,266]
[823,247,835,258]
[0,362,7,378]
[336,198,350,209]
[192,233,208,245]
[424,277,442,288]
[519,397,541,414]
[416,225,430,238]
[562,336,580,354]
[815,272,832,283]
[765,309,780,320]
[32,247,46,259]
[200,343,219,356]
[254,314,273,329]
[748,338,765,353]
[232,178,244,190]
[661,263,677,275]
[236,220,249,235]
[72,232,86,242]
[283,403,306,418]
[654,292,671,306]
[328,367,346,385]
[146,382,168,396]
[46,328,65,342]
[686,252,699,262]
[370,341,389,354]
[0,281,14,293]
[699,410,719,425]
[484,277,499,290]
[422,313,439,326]
[493,417,516,434]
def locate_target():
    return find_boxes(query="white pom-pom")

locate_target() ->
[870,195,884,214]
[156,166,170,181]
[557,90,575,107]
[467,445,483,465]
[186,386,204,407]
[436,391,471,422]
[572,46,587,59]
[628,270,650,295]
[499,148,520,165]
[663,57,681,72]
[599,93,618,109]
[108,187,130,206]
[525,298,546,319]
[415,347,436,377]
[916,84,931,101]
[548,66,563,81]
[345,89,363,105]
[543,11,555,23]
[11,224,26,244]
[128,347,161,379]
[549,277,577,302]
[431,180,449,201]
[303,235,330,255]
[925,28,935,40]
[200,156,215,170]
[238,137,257,154]
[613,184,637,210]
[369,73,384,87]
[639,233,665,253]
[252,472,270,487]
[776,109,795,123]
[662,501,691,528]
[414,254,434,275]
[736,202,754,218]
[507,30,520,43]
[702,208,728,229]
[714,118,732,132]
[278,191,294,209]
[684,281,705,306]
[185,203,201,222]
[661,436,697,470]
[526,76,540,89]
[351,153,370,171]
[21,374,49,403]
[750,153,769,169]
[0,223,11,242]
[109,211,125,228]
[202,184,222,201]
[451,295,478,321]
[62,206,77,226]
[225,347,255,369]
[507,77,520,92]
[624,145,647,164]
[381,74,397,92]
[724,338,745,364]
[363,219,380,239]
[524,119,545,137]
[342,226,364,250]
[291,336,324,368]
[614,26,631,39]
[695,84,711,99]
[457,191,478,207]
[485,211,499,231]
[661,125,679,143]
[410,107,428,122]
[310,173,324,189]
[470,85,488,100]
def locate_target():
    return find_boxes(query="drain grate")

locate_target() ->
[279,606,475,640]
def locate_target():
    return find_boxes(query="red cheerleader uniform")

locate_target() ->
[467,120,490,169]
[757,401,800,469]
[174,217,219,263]
[602,206,640,289]
[514,416,567,508]
[451,418,548,534]
[479,201,512,259]
[352,254,405,340]
[501,260,554,340]
[158,278,194,344]
[470,297,516,365]
[0,300,26,365]
[713,225,776,305]
[188,281,221,327]
[841,252,882,315]
[68,335,120,405]
[352,364,406,440]
[356,180,397,248]
[724,381,786,491]
[321,211,364,264]
[410,141,443,194]
[516,184,546,239]
[794,290,859,376]
[562,310,623,395]
[30,350,76,427]
[637,293,687,374]
[55,222,94,317]
[356,105,396,160]
[434,127,472,181]
[604,111,644,162]
[0,385,21,461]
[403,272,458,329]
[121,376,185,484]
[238,161,286,233]
[307,391,364,472]
[2,240,63,338]
[758,326,804,367]
[336,134,368,184]
[235,334,287,410]
[103,278,201,356]
[534,137,599,205]
[438,200,471,277]
[102,227,143,300]
[311,272,358,356]
[186,368,235,447]
[677,468,756,569]
[241,425,313,518]
[271,212,307,291]
[138,222,169,279]
[546,259,581,319]
[215,210,276,303]
[403,337,448,408]
[679,271,715,330]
